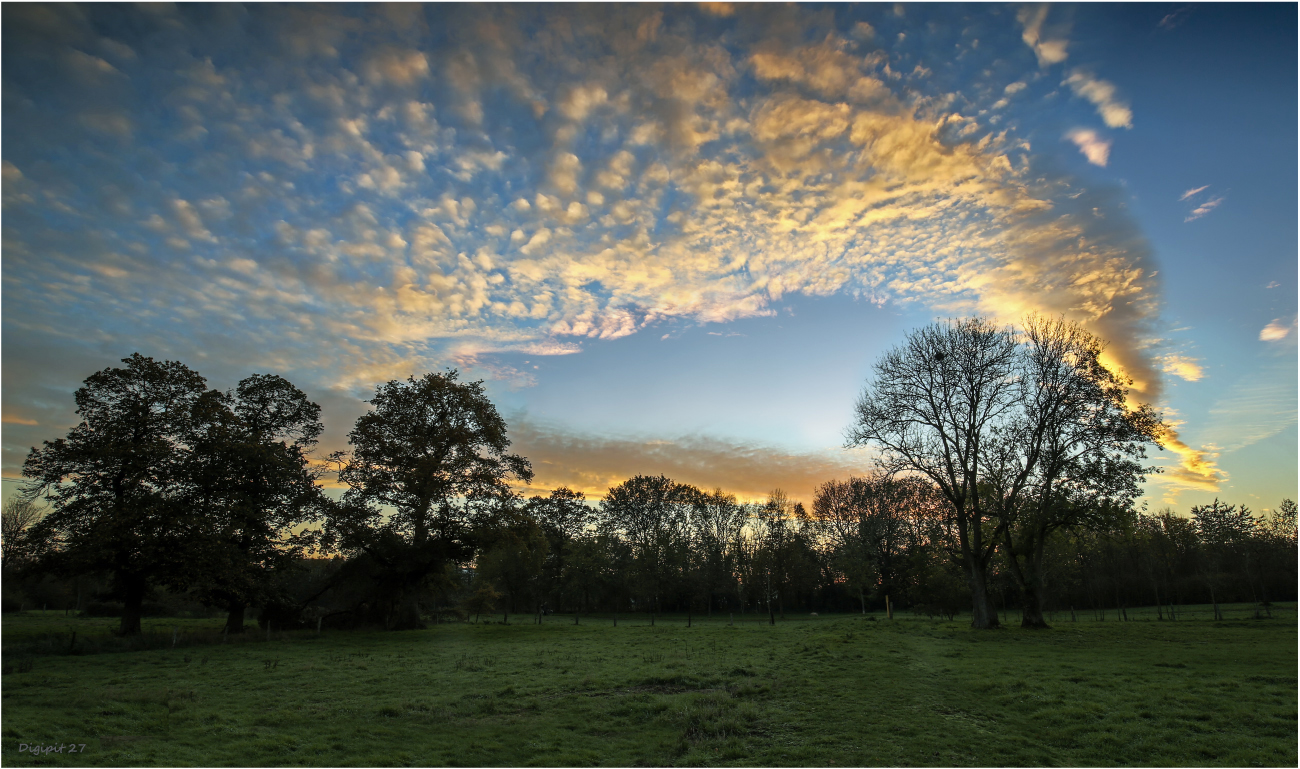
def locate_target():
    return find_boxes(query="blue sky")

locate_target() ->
[2,3,1295,510]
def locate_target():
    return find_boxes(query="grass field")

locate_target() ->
[1,605,1295,767]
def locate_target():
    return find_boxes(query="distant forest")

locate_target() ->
[4,317,1296,634]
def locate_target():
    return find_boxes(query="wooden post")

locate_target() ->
[729,613,733,627]
[886,595,893,620]
[172,626,178,648]
[317,616,323,636]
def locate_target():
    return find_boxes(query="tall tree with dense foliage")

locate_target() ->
[597,475,691,622]
[21,354,209,635]
[328,370,532,629]
[184,374,328,632]
[686,488,747,616]
[525,486,592,611]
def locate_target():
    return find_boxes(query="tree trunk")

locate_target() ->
[859,586,866,614]
[119,577,146,636]
[390,594,425,630]
[1018,580,1049,629]
[1005,533,1050,629]
[225,600,247,634]
[966,562,1000,629]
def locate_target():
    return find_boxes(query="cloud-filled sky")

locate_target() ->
[3,3,1295,511]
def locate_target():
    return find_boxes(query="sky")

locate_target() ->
[2,3,1296,512]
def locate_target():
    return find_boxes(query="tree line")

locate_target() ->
[3,317,1296,635]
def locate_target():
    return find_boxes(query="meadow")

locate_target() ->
[1,605,1295,767]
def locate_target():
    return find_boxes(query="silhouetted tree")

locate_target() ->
[1,497,45,568]
[184,374,328,632]
[327,370,532,629]
[597,475,690,622]
[687,488,747,616]
[22,354,208,635]
[813,474,939,613]
[988,316,1164,627]
[848,318,1019,628]
[476,505,549,622]
[525,486,592,612]
[1191,499,1256,620]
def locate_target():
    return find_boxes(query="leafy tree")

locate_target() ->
[21,354,209,635]
[752,489,799,624]
[1254,499,1298,612]
[813,475,939,613]
[327,370,532,629]
[847,318,1019,628]
[686,488,747,616]
[476,506,549,622]
[462,582,501,624]
[597,475,690,622]
[1191,498,1256,620]
[525,486,592,612]
[184,374,327,632]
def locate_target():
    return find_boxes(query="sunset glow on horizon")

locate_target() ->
[3,3,1295,511]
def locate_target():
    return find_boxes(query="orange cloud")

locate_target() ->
[1157,430,1224,492]
[507,420,872,505]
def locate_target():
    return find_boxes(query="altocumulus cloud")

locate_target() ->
[1,4,1219,491]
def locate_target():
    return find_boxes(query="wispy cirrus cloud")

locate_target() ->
[1063,70,1133,129]
[1017,4,1070,66]
[1179,185,1224,222]
[1158,7,1192,31]
[1185,197,1225,222]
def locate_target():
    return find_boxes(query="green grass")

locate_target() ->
[2,605,1295,766]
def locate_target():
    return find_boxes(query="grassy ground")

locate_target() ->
[1,604,1294,767]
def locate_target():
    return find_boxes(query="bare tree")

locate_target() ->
[987,315,1164,627]
[1,497,45,567]
[847,318,1019,628]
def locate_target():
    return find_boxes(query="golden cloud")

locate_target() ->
[508,420,872,506]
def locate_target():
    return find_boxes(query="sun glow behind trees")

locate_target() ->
[11,320,1295,632]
